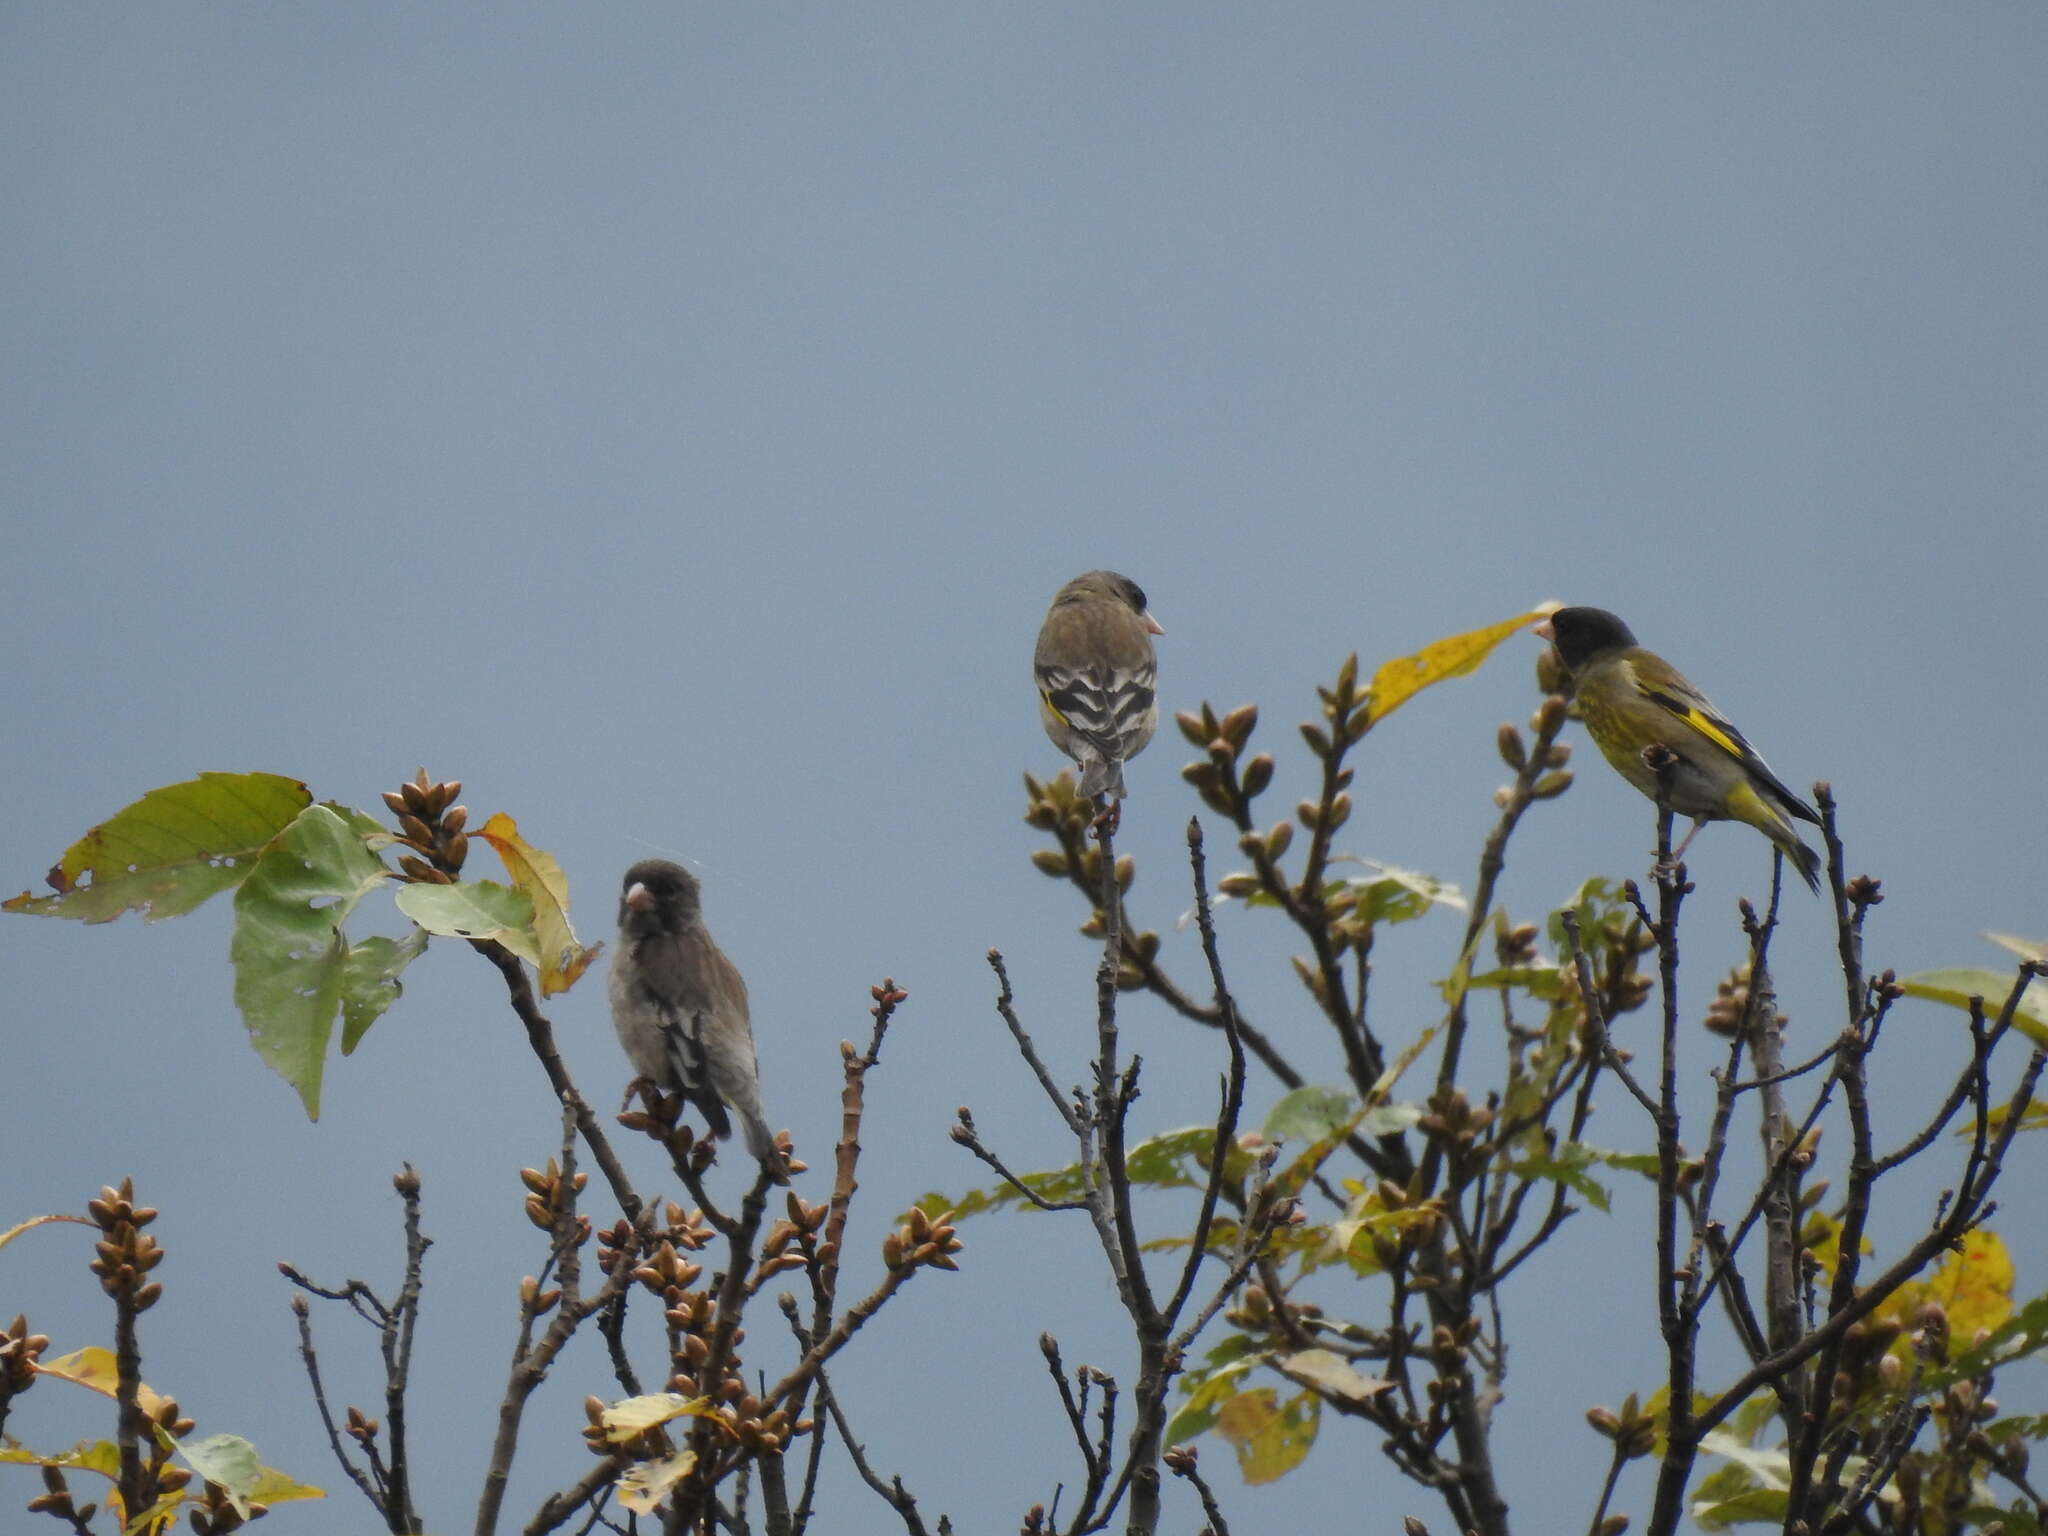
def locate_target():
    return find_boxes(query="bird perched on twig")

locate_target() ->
[1034,571,1164,814]
[1535,606,1823,893]
[608,858,786,1180]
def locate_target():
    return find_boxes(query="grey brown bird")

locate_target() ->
[1034,570,1164,802]
[608,858,785,1177]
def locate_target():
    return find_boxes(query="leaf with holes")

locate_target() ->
[5,772,312,923]
[231,805,395,1119]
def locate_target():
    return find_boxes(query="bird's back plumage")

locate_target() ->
[1034,570,1161,801]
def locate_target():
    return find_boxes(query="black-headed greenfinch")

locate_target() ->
[1535,606,1822,892]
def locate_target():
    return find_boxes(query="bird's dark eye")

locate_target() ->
[1124,579,1148,611]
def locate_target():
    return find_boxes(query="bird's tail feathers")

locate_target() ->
[736,1107,789,1184]
[1784,837,1823,895]
[1077,756,1125,801]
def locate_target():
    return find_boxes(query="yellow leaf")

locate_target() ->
[1875,1229,2015,1360]
[0,1213,89,1252]
[473,813,603,997]
[0,1440,122,1479]
[616,1450,696,1515]
[1927,1229,2015,1343]
[601,1392,713,1441]
[1213,1387,1320,1485]
[1363,607,1556,728]
[34,1348,173,1418]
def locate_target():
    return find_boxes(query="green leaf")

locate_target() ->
[1340,862,1467,924]
[4,772,312,923]
[230,805,395,1119]
[1264,1087,1357,1145]
[1460,964,1567,1000]
[394,880,539,965]
[1545,876,1633,953]
[1165,1346,1259,1444]
[1897,968,2048,1047]
[339,927,430,1053]
[172,1434,262,1517]
[1504,1142,1613,1213]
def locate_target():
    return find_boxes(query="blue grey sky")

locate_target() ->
[6,7,2046,1533]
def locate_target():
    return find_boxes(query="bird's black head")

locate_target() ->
[618,858,701,934]
[1104,572,1149,616]
[1540,606,1638,671]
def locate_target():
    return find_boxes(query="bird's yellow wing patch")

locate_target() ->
[1634,675,1749,763]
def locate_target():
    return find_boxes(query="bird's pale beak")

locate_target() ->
[1532,619,1554,641]
[624,882,655,913]
[1143,611,1166,636]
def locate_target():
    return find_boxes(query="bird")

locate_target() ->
[1535,606,1823,893]
[608,858,786,1179]
[1034,570,1164,806]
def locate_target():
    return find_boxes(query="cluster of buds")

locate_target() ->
[1828,1315,1907,1411]
[1418,1087,1495,1177]
[1223,1277,1324,1338]
[755,1191,829,1285]
[519,1158,592,1248]
[1703,964,1789,1040]
[1022,770,1101,840]
[1911,1300,1951,1365]
[382,770,467,883]
[88,1180,163,1312]
[1585,1391,1659,1461]
[1177,701,1273,819]
[1,1313,49,1406]
[1495,696,1575,807]
[187,1476,269,1533]
[881,1207,962,1273]
[631,1238,707,1299]
[1432,1316,1480,1375]
[1494,917,1541,968]
[1359,1182,1446,1277]
[27,1467,97,1528]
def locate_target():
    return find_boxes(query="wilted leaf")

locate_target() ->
[394,880,539,966]
[1897,968,2048,1047]
[230,805,396,1118]
[1986,933,2048,964]
[603,1393,714,1440]
[473,813,602,996]
[339,927,430,1053]
[616,1450,696,1515]
[1214,1387,1319,1485]
[1272,1348,1392,1405]
[5,772,312,923]
[1362,609,1553,728]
